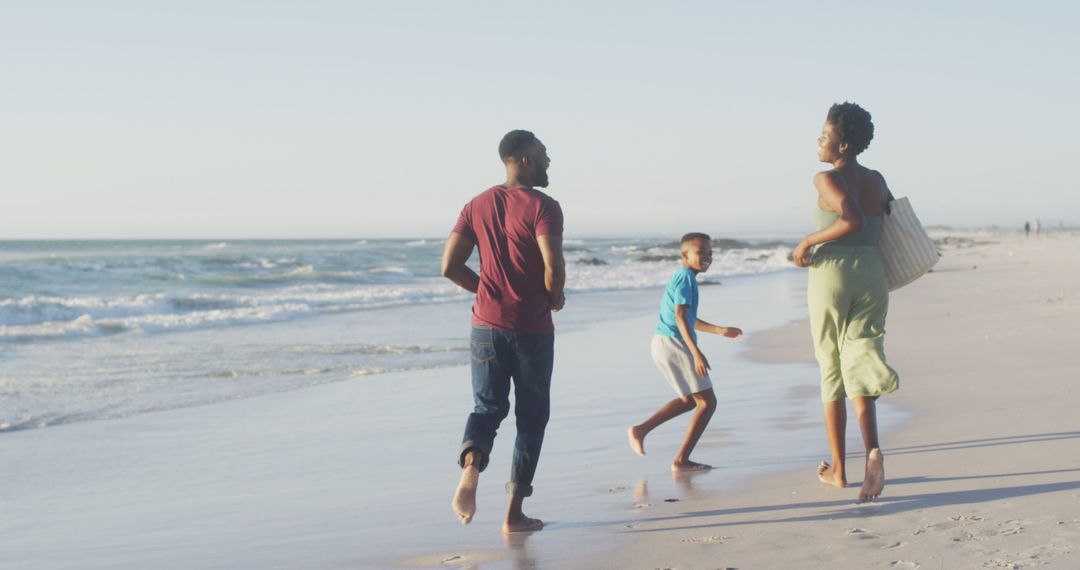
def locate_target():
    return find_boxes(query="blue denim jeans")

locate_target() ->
[458,325,554,498]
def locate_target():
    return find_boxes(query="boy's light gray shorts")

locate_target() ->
[651,335,713,397]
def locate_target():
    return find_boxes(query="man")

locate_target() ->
[441,129,564,533]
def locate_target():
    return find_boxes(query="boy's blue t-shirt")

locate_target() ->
[656,267,698,341]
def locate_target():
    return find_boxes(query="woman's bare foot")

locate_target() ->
[858,448,885,502]
[817,461,847,488]
[503,514,544,533]
[451,465,479,524]
[628,426,646,456]
[671,460,712,473]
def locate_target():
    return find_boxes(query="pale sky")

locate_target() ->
[2,1,1077,239]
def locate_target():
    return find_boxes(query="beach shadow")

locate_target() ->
[542,433,1080,536]
[881,431,1080,457]
[886,467,1080,487]
[622,471,1080,535]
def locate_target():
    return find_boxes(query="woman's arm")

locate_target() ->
[792,171,866,267]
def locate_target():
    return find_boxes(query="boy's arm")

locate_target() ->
[441,232,480,293]
[675,304,709,378]
[537,234,566,311]
[695,317,743,339]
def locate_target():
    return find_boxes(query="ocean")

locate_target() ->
[0,237,798,432]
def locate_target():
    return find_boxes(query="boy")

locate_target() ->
[627,233,742,472]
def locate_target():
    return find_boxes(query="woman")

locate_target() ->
[792,102,899,503]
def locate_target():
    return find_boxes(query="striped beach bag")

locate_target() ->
[879,197,939,290]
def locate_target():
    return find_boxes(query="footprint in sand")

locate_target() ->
[950,531,976,543]
[1015,542,1071,564]
[889,561,919,569]
[949,515,985,524]
[997,519,1030,536]
[442,554,464,564]
[846,527,881,539]
[681,535,732,544]
[884,541,905,549]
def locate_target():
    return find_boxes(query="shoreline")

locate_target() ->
[0,269,822,570]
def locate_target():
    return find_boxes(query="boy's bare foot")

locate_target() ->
[858,448,885,503]
[671,460,712,472]
[817,461,847,488]
[503,514,544,533]
[452,465,479,525]
[628,426,646,456]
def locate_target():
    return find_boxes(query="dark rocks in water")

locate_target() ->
[626,237,797,256]
[713,238,754,249]
[747,239,798,249]
[575,257,608,266]
[641,237,793,250]
[635,254,682,262]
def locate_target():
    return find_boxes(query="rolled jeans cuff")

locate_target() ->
[458,441,491,472]
[505,481,533,498]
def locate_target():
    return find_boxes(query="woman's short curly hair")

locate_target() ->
[827,102,874,156]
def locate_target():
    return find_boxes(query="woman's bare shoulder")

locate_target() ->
[813,169,842,190]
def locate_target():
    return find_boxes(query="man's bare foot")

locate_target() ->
[858,448,885,503]
[817,461,847,488]
[628,426,646,456]
[451,465,479,525]
[503,515,544,533]
[671,460,712,473]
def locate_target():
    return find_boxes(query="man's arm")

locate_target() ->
[441,232,479,293]
[537,234,565,311]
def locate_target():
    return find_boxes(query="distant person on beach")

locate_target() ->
[1024,221,1031,237]
[441,129,564,533]
[791,102,899,502]
[627,233,743,472]
[1034,218,1042,239]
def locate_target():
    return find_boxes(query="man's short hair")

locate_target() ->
[680,232,711,249]
[499,130,538,161]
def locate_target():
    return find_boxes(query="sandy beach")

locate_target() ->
[588,230,1080,569]
[3,230,1077,570]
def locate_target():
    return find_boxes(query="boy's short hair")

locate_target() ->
[680,232,711,250]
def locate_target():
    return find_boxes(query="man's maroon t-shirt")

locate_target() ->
[452,185,563,334]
